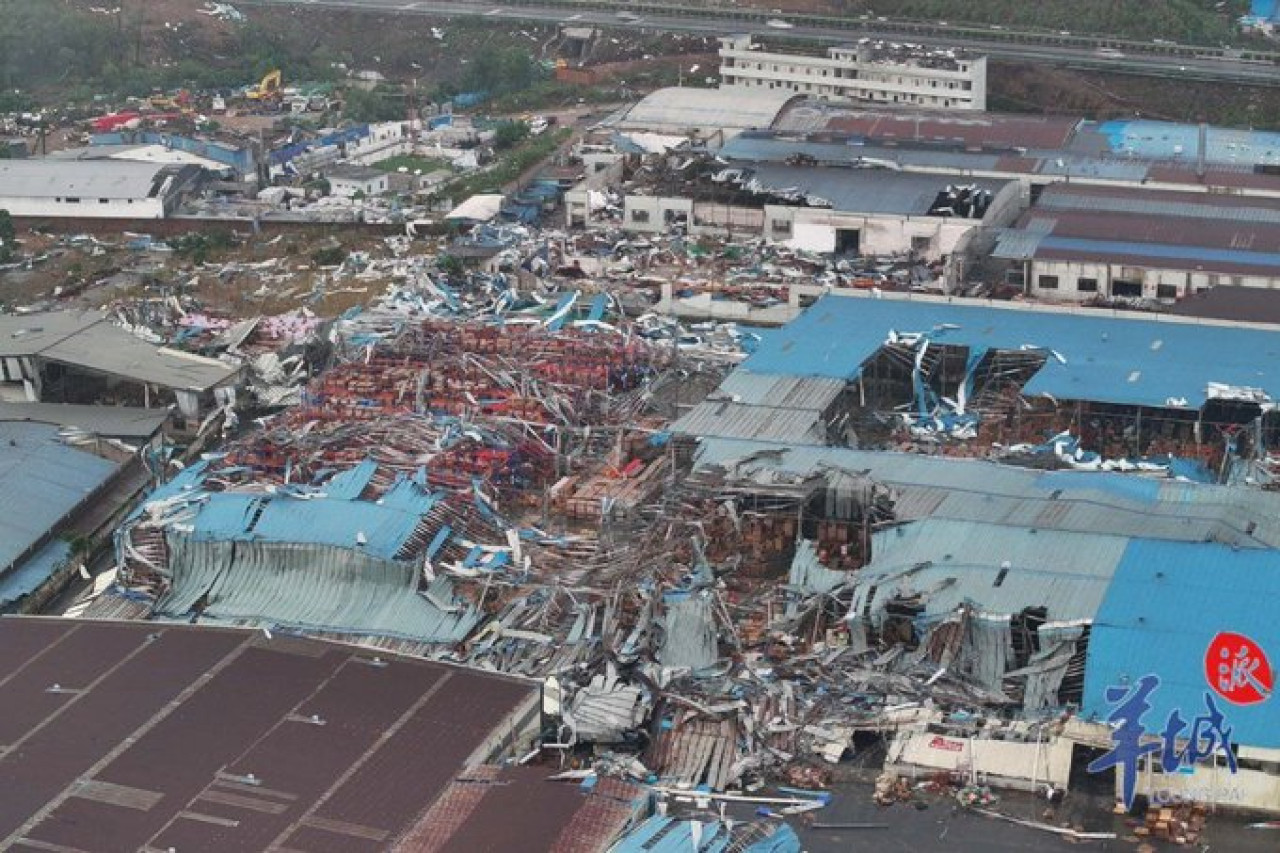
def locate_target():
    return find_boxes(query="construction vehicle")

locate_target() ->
[246,70,283,102]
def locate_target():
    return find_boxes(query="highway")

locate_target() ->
[243,0,1280,86]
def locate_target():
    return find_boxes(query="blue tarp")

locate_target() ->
[742,295,1280,410]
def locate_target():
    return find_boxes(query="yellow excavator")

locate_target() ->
[246,70,283,101]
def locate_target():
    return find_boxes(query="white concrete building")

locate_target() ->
[620,166,1018,262]
[343,121,413,165]
[326,164,389,199]
[0,160,202,219]
[718,36,987,111]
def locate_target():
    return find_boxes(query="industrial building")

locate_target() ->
[718,35,987,111]
[686,436,1280,808]
[0,420,146,614]
[679,291,1280,482]
[606,86,797,145]
[993,184,1280,302]
[0,311,240,424]
[720,108,1280,200]
[0,159,204,219]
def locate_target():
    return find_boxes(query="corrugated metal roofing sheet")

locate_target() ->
[608,816,800,853]
[0,539,71,609]
[671,373,845,444]
[616,87,795,132]
[0,421,118,573]
[157,536,480,644]
[0,158,177,199]
[0,312,238,391]
[1084,539,1280,748]
[659,592,719,672]
[692,438,1280,548]
[852,518,1129,625]
[0,402,168,439]
[181,473,438,560]
[741,293,1280,409]
[1038,184,1280,225]
[1036,235,1280,273]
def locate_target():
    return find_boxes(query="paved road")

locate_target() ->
[243,0,1280,86]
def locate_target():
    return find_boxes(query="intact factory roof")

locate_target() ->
[615,87,796,133]
[0,311,238,392]
[1167,285,1280,326]
[0,421,119,574]
[741,294,1280,410]
[0,158,195,200]
[0,618,540,852]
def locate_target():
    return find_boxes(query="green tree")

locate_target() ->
[343,86,404,123]
[493,120,530,150]
[0,209,15,264]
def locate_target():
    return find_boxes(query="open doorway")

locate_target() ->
[835,227,861,255]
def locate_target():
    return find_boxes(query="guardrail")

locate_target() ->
[243,0,1280,66]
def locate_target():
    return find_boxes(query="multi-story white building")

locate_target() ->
[718,35,986,111]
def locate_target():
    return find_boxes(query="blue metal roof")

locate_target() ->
[1038,235,1280,271]
[0,421,118,573]
[1084,539,1280,748]
[608,816,799,853]
[0,539,71,610]
[741,294,1280,409]
[185,478,439,561]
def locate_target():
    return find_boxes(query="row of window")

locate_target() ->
[53,197,131,204]
[723,63,973,92]
[726,76,963,106]
[1038,274,1181,299]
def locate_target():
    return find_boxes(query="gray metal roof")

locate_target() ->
[693,438,1280,548]
[671,373,845,444]
[0,312,101,358]
[0,402,168,439]
[721,135,1005,172]
[743,162,1008,216]
[851,518,1129,625]
[0,421,119,573]
[616,87,795,132]
[991,229,1046,260]
[0,313,239,392]
[0,159,183,200]
[1038,185,1280,225]
[157,535,482,644]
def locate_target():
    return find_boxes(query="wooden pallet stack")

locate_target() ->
[1136,803,1207,846]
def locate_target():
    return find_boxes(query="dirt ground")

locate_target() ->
[1,226,405,318]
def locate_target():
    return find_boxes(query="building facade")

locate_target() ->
[718,36,987,111]
[0,160,203,219]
